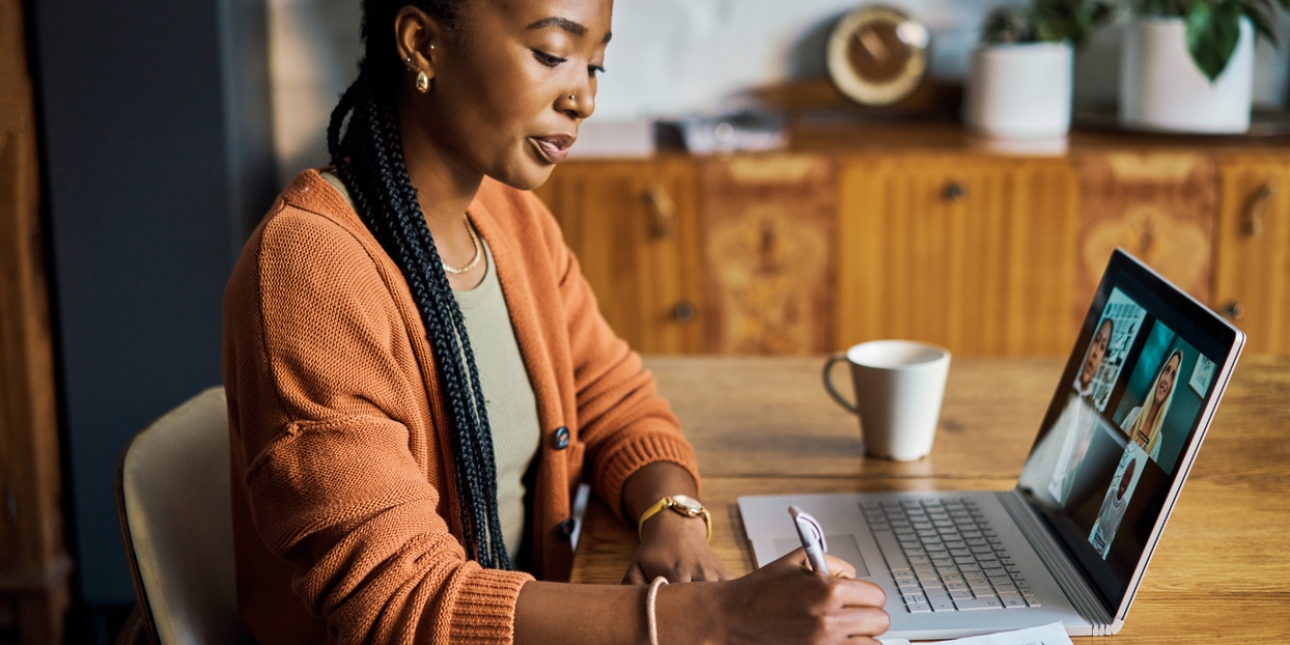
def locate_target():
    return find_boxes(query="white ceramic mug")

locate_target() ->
[823,340,951,461]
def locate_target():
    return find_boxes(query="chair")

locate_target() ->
[114,387,255,645]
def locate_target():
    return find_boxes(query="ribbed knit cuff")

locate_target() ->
[595,429,701,522]
[447,568,533,645]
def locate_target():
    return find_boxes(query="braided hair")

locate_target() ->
[326,0,512,570]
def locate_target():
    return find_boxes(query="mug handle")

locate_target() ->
[822,353,858,415]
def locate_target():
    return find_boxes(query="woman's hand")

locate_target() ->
[623,506,734,584]
[517,548,888,645]
[663,548,889,645]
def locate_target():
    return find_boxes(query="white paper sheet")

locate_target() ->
[879,622,1074,645]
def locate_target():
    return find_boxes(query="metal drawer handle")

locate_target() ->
[644,184,676,239]
[671,301,696,323]
[1221,301,1245,322]
[1245,182,1275,237]
[942,181,966,203]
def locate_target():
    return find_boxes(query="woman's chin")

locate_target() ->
[490,160,556,192]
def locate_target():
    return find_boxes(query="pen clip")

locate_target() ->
[788,506,830,575]
[788,506,828,555]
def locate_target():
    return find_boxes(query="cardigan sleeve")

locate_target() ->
[517,191,702,520]
[226,208,531,645]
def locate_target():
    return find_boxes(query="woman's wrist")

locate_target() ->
[623,462,701,523]
[655,581,726,645]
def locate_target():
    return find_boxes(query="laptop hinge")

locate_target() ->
[997,491,1115,633]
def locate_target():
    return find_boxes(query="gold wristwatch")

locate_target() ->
[637,494,712,542]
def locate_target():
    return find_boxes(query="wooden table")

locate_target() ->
[570,356,1290,643]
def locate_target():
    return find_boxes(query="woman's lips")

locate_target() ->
[528,134,574,164]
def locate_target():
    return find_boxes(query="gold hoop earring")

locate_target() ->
[416,71,430,93]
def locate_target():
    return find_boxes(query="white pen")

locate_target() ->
[789,506,830,575]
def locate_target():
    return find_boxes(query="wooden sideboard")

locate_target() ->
[535,122,1290,357]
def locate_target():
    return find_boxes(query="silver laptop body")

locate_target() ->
[739,250,1245,640]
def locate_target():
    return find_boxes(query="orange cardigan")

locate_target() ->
[223,170,700,645]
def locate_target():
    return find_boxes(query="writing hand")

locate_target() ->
[709,548,889,645]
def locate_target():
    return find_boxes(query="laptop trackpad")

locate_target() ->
[772,535,870,577]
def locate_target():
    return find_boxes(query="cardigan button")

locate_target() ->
[557,517,576,541]
[552,426,570,450]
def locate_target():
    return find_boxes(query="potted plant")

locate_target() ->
[965,0,1112,141]
[1121,0,1289,133]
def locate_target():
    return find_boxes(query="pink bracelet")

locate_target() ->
[647,576,669,645]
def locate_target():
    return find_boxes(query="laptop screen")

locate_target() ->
[1016,251,1240,612]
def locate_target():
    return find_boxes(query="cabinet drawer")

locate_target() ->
[535,159,703,354]
[1214,160,1290,354]
[836,155,1077,356]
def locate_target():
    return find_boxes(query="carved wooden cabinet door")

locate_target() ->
[698,155,836,355]
[534,158,703,354]
[1073,153,1217,327]
[1213,158,1290,354]
[836,154,1077,356]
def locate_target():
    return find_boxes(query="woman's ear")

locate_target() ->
[395,6,445,82]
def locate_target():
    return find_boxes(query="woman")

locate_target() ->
[222,1,889,644]
[1074,318,1113,399]
[1121,350,1182,461]
[1045,318,1113,505]
[1088,449,1140,559]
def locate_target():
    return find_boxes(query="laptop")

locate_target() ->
[738,249,1245,639]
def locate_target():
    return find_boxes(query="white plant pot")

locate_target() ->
[964,42,1073,140]
[1120,17,1254,133]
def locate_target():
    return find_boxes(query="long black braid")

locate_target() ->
[326,0,511,570]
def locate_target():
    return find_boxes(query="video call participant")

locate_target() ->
[1047,318,1114,505]
[1089,453,1139,558]
[221,1,889,644]
[1122,350,1182,461]
[1074,318,1113,398]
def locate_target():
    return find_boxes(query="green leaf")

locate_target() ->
[1244,5,1279,47]
[1186,0,1244,81]
[1250,0,1277,15]
[1090,2,1113,24]
[981,6,1035,44]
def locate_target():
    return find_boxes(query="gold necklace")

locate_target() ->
[442,215,482,275]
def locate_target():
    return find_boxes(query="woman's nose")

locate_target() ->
[557,77,595,120]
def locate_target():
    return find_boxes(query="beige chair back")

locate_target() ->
[115,387,254,645]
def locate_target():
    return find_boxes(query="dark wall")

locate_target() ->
[28,0,275,603]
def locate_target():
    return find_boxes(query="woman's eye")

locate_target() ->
[588,65,605,78]
[532,50,566,67]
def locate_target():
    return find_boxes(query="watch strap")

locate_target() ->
[637,497,672,539]
[684,507,712,542]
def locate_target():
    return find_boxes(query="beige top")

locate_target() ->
[320,171,540,564]
[451,239,541,564]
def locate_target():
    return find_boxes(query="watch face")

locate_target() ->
[671,494,703,512]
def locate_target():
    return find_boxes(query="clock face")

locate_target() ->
[827,6,931,106]
[848,21,910,83]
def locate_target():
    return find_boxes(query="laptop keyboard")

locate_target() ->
[862,499,1041,614]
